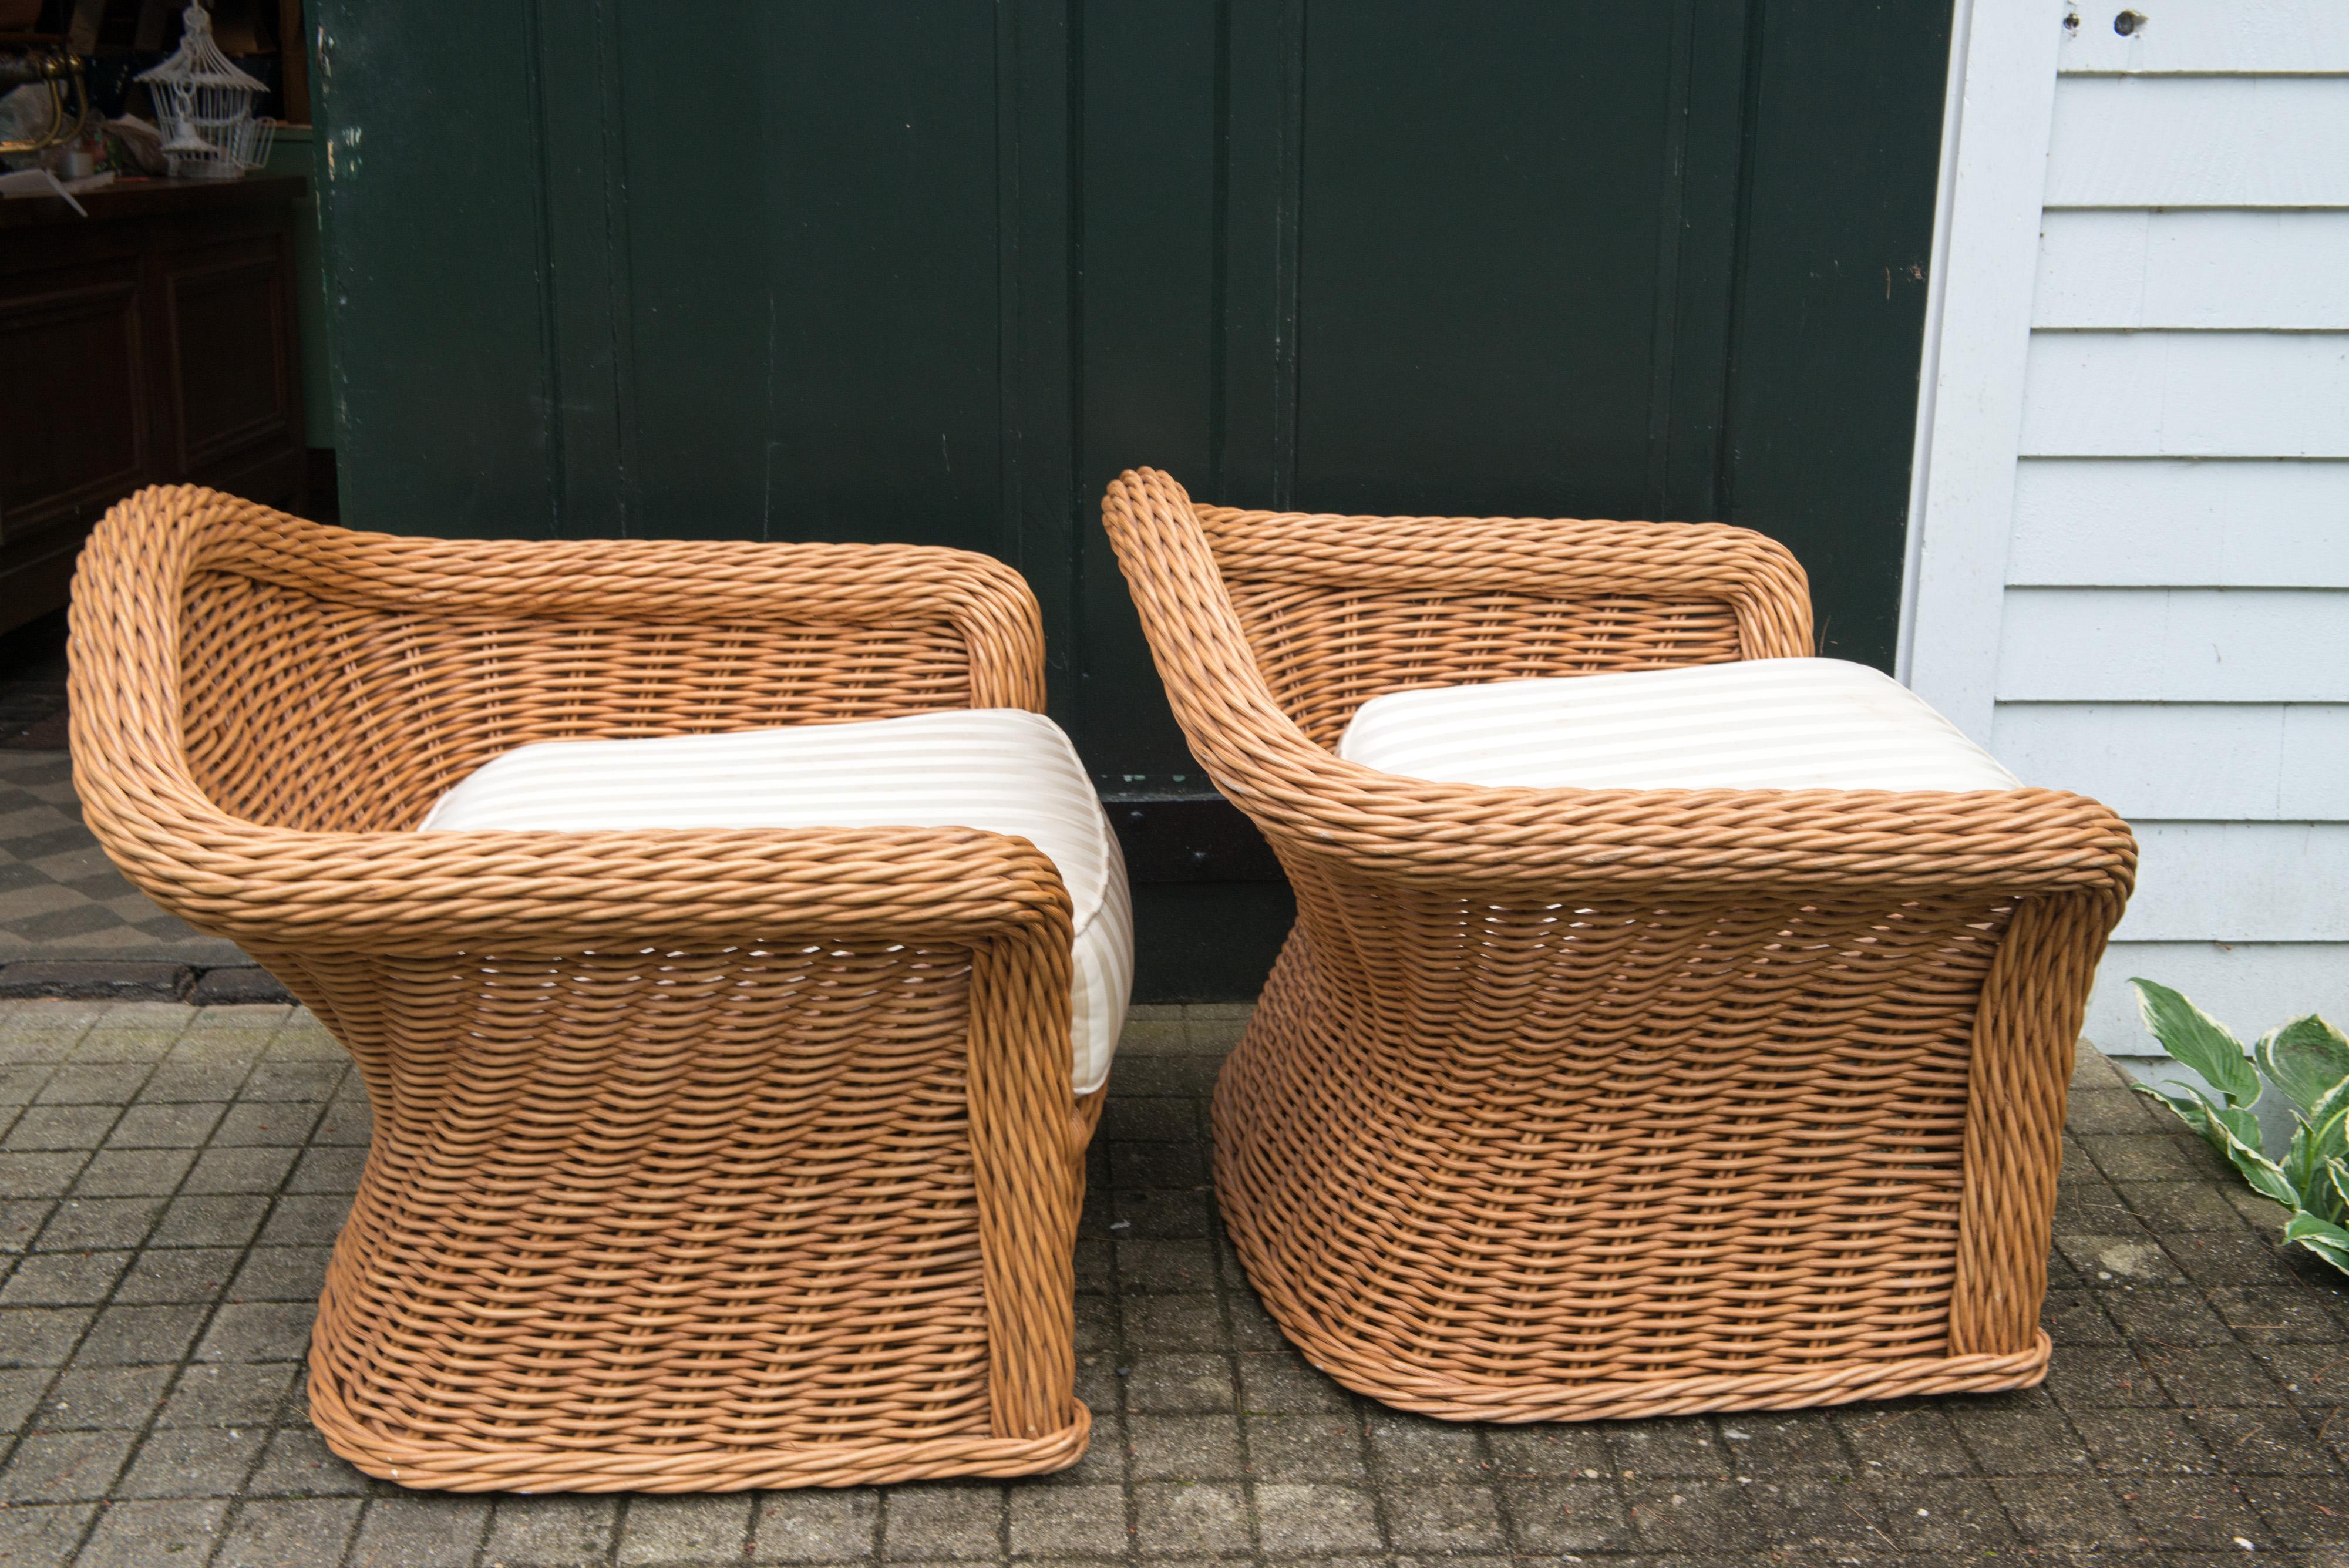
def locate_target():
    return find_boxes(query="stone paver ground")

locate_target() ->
[0,998,2344,1567]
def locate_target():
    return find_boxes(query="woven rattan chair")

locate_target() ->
[70,485,1102,1490]
[1100,467,2136,1423]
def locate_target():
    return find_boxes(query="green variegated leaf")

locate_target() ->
[2284,1123,2337,1216]
[2133,1079,2217,1142]
[2254,1013,2349,1118]
[2311,1075,2349,1133]
[2132,979,2259,1108]
[2204,1104,2300,1211]
[2283,1210,2349,1276]
[2329,1155,2349,1223]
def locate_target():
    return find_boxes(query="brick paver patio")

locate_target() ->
[0,998,2345,1566]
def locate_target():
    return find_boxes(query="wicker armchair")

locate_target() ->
[70,486,1099,1490]
[1100,468,2136,1422]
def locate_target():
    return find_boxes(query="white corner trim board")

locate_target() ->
[1897,1,2066,745]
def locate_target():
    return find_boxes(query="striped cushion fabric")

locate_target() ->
[419,709,1134,1095]
[1337,658,2020,793]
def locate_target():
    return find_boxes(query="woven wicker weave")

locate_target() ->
[1099,468,2136,1422]
[69,486,1099,1490]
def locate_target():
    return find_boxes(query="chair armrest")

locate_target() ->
[74,794,1076,954]
[1194,502,1814,662]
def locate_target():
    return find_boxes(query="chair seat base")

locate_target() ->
[1211,938,2056,1424]
[307,1300,1095,1492]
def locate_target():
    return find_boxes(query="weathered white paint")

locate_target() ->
[2007,459,2349,587]
[1899,3,2068,742]
[2085,941,2349,1057]
[1998,588,2349,703]
[2114,823,2349,943]
[1910,2,2348,1062]
[2020,332,2349,459]
[2034,210,2349,331]
[2045,76,2349,207]
[2059,0,2349,76]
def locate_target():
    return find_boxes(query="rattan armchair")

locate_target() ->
[1101,467,2136,1422]
[70,485,1099,1490]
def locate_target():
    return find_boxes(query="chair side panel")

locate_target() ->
[1224,862,2017,1384]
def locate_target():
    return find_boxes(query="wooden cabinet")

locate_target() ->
[1,175,307,634]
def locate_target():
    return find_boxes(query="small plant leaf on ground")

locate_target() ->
[2131,978,2349,1277]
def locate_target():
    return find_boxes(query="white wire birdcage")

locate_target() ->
[135,3,275,179]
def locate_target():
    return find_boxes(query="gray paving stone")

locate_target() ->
[228,1246,332,1303]
[349,1493,492,1567]
[1243,1413,1367,1483]
[103,1101,223,1149]
[1008,1482,1126,1557]
[882,1486,1007,1560]
[113,1246,238,1304]
[35,1197,161,1251]
[72,1302,209,1367]
[1126,1415,1244,1481]
[156,1364,298,1429]
[245,1428,369,1496]
[75,1496,230,1568]
[3,1103,117,1150]
[196,1301,317,1364]
[181,1144,299,1195]
[486,1494,621,1564]
[0,1365,48,1430]
[1384,1482,1505,1552]
[34,1365,173,1431]
[752,1487,880,1563]
[0,1247,127,1305]
[116,1425,268,1498]
[68,1146,196,1197]
[1130,1481,1250,1557]
[0,1304,93,1364]
[1123,1354,1233,1415]
[1253,1482,1382,1555]
[618,1493,757,1564]
[0,1501,95,1566]
[214,1496,364,1568]
[150,1193,271,1249]
[0,1426,137,1502]
[1498,1478,1634,1553]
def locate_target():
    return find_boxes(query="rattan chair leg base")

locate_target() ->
[1211,940,2057,1425]
[306,1277,1094,1493]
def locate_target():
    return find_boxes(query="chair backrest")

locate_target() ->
[75,487,1039,836]
[1101,469,1777,757]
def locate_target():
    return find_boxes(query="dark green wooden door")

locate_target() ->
[310,0,1950,988]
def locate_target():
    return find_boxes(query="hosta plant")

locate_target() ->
[2128,978,2349,1276]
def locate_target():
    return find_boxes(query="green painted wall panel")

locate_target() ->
[311,0,1952,769]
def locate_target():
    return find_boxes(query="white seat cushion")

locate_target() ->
[1337,658,2020,793]
[419,709,1133,1095]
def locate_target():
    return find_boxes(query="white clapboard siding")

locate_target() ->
[1998,588,2349,702]
[2034,211,2349,331]
[2007,459,2349,588]
[2084,941,2349,1058]
[2044,76,2349,207]
[1994,702,2349,820]
[1911,4,2349,1072]
[2019,332,2349,459]
[2058,0,2349,76]
[2114,822,2349,943]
